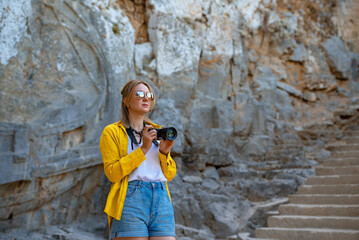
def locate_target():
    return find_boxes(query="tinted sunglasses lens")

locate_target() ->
[136,91,145,98]
[146,92,153,99]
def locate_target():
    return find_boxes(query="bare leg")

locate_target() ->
[149,237,176,240]
[112,238,148,240]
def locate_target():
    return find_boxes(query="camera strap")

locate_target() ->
[125,122,160,151]
[126,122,145,150]
[126,128,138,151]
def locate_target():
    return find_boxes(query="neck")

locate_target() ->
[128,114,145,131]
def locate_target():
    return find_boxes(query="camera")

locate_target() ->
[152,127,177,140]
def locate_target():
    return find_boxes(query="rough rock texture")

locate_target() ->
[0,0,358,239]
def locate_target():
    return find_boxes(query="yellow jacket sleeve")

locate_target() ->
[159,151,176,181]
[99,125,146,183]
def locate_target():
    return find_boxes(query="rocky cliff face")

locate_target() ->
[0,0,358,239]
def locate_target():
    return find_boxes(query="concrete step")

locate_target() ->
[279,204,359,216]
[236,232,277,240]
[268,215,359,230]
[266,210,280,216]
[289,194,359,205]
[344,137,359,144]
[306,175,359,185]
[255,227,359,240]
[298,184,359,195]
[321,158,359,167]
[327,144,359,152]
[343,130,359,137]
[331,151,359,159]
[315,166,359,176]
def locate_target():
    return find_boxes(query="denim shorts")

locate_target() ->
[110,180,176,238]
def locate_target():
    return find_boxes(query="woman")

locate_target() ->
[99,80,177,240]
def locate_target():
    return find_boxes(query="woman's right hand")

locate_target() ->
[140,125,157,155]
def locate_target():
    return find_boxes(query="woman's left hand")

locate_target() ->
[159,139,175,156]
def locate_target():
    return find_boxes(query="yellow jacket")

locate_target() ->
[99,121,176,227]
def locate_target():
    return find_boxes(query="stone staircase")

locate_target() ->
[255,130,359,240]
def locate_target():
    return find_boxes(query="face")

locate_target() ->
[125,83,153,115]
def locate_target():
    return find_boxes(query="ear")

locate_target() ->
[123,97,129,107]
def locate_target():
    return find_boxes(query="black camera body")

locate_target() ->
[153,127,177,140]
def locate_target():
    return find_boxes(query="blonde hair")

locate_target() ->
[121,80,156,128]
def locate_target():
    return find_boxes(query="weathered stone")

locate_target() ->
[182,153,207,171]
[243,179,275,201]
[205,201,241,238]
[253,66,279,91]
[183,175,203,184]
[204,167,220,180]
[248,50,258,63]
[134,42,153,75]
[290,44,307,63]
[177,196,204,229]
[202,179,220,192]
[206,147,235,167]
[0,123,30,185]
[265,168,316,180]
[265,11,298,55]
[277,82,302,98]
[304,46,333,86]
[218,164,250,178]
[262,89,297,121]
[270,178,298,196]
[175,224,215,240]
[1,0,358,239]
[147,10,203,108]
[247,198,289,235]
[0,0,32,66]
[302,92,318,102]
[244,135,275,156]
[322,36,352,80]
[150,98,185,153]
[233,91,256,137]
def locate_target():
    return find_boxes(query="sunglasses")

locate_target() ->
[135,90,154,100]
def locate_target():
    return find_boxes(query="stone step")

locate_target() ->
[344,137,359,144]
[306,175,359,185]
[298,184,359,195]
[289,194,359,205]
[255,227,359,240]
[331,151,359,159]
[268,215,359,230]
[321,158,359,167]
[279,204,359,216]
[266,210,280,216]
[343,130,359,137]
[270,144,304,151]
[236,232,277,240]
[315,166,359,176]
[327,144,359,152]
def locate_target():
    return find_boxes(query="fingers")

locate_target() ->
[141,125,157,154]
[143,125,157,140]
[142,125,157,149]
[143,124,153,133]
[162,139,175,147]
[159,139,175,155]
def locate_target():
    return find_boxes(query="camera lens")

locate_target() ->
[156,127,177,140]
[166,128,177,140]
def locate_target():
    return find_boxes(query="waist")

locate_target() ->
[128,180,166,189]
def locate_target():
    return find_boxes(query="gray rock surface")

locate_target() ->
[322,36,352,80]
[290,44,308,63]
[1,0,358,239]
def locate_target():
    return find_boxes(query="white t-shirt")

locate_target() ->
[127,135,167,182]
